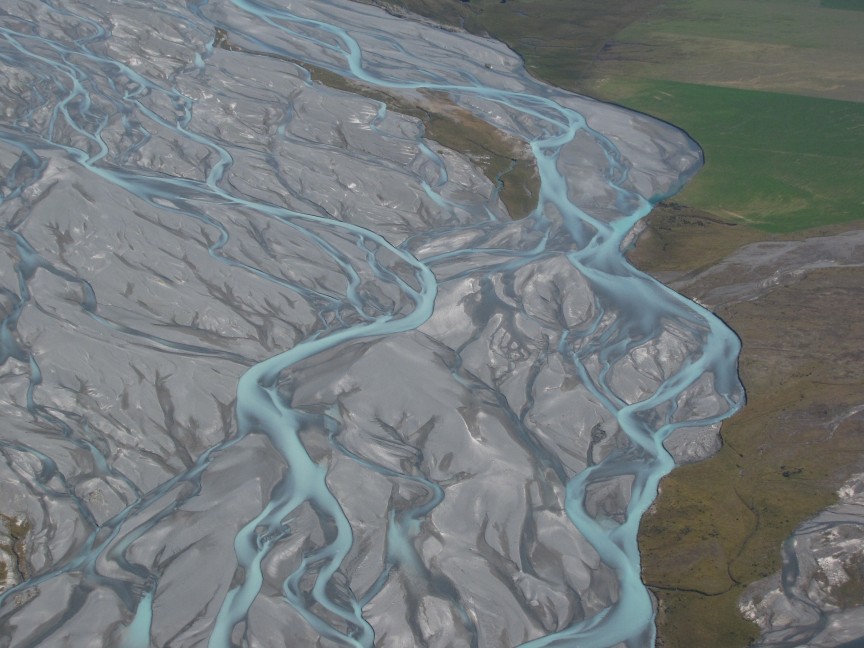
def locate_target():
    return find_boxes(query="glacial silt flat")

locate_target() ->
[0,0,742,645]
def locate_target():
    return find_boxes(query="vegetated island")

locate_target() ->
[359,0,864,645]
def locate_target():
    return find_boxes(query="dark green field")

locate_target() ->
[821,0,864,10]
[594,80,864,232]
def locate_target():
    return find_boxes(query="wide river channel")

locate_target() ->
[0,0,743,646]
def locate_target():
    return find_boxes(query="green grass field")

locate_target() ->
[592,79,864,232]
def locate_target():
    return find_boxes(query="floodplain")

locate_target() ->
[369,0,864,644]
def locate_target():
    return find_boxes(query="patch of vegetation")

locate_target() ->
[0,514,30,588]
[626,202,766,274]
[215,28,539,218]
[363,0,665,90]
[591,80,864,232]
[631,212,864,647]
[652,589,759,648]
[830,553,864,608]
[421,104,539,218]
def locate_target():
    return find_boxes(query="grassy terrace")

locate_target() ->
[630,211,864,647]
[592,81,864,232]
[368,0,864,645]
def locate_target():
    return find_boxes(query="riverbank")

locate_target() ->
[359,1,864,643]
[629,205,864,646]
[0,2,734,645]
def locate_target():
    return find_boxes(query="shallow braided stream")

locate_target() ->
[0,1,742,645]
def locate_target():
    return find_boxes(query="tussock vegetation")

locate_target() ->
[631,210,864,647]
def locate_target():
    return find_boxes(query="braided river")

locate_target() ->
[0,0,743,645]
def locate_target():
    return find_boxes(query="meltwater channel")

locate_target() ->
[0,0,743,646]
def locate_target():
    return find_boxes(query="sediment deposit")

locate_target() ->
[0,1,742,645]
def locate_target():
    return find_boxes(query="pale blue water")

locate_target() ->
[0,0,743,646]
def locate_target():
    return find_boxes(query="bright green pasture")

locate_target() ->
[597,79,864,232]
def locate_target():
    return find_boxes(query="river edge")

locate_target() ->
[628,205,864,646]
[344,5,864,644]
[0,1,740,645]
